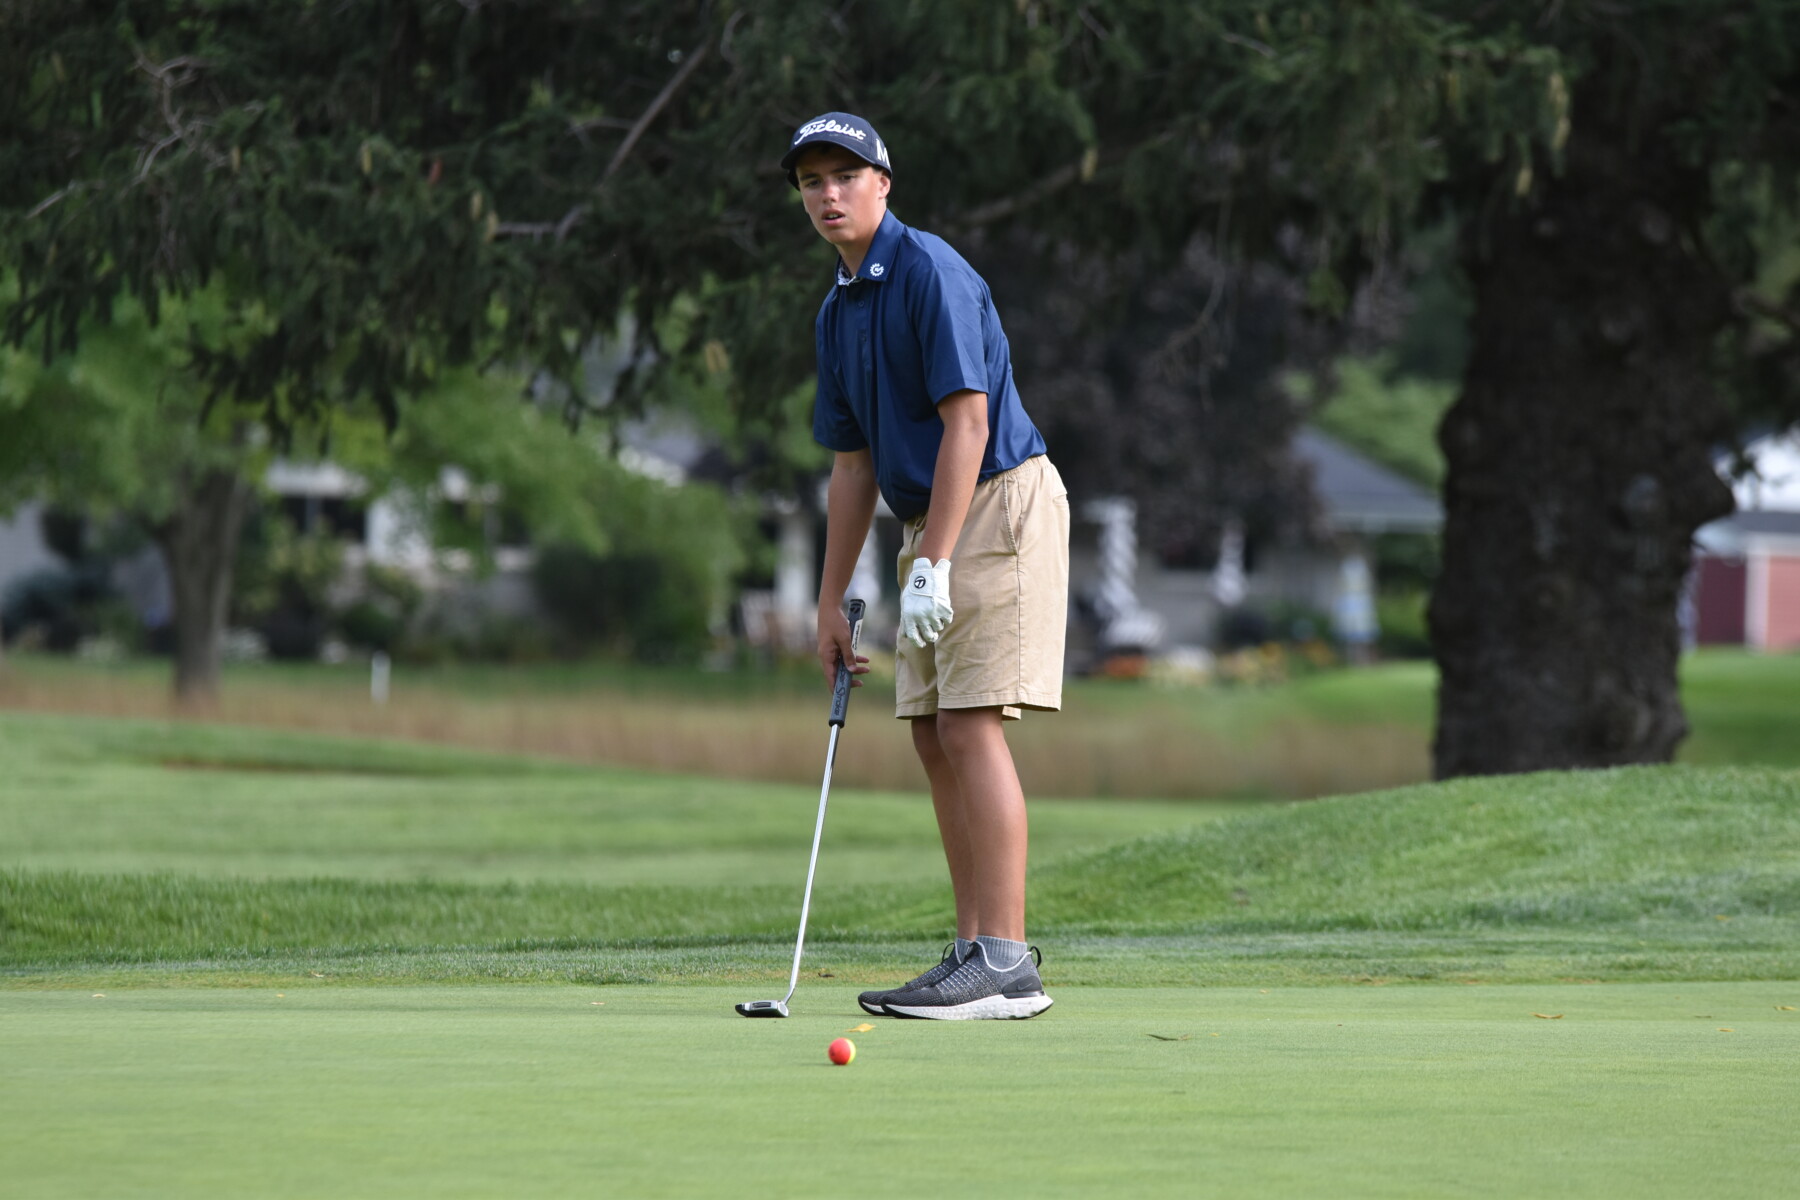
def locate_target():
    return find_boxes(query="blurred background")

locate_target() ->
[2,1,1796,798]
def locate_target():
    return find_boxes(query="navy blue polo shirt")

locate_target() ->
[812,211,1046,522]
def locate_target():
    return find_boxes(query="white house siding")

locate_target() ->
[0,503,59,599]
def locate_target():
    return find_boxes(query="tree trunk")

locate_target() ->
[1428,114,1736,778]
[155,468,252,705]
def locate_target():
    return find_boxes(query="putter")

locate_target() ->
[737,598,865,1018]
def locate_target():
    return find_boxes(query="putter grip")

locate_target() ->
[829,598,865,727]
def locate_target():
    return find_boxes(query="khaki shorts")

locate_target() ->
[895,454,1069,720]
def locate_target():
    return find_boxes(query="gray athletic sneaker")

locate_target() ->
[881,942,1052,1020]
[858,942,965,1016]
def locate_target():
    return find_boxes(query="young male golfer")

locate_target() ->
[785,112,1070,1020]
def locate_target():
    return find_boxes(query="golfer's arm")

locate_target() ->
[918,390,987,562]
[816,449,879,611]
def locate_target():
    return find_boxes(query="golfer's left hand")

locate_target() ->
[900,558,955,648]
[816,605,872,689]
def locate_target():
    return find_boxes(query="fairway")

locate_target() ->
[4,982,1796,1198]
[0,711,1254,887]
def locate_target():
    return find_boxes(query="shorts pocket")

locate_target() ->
[1000,472,1021,556]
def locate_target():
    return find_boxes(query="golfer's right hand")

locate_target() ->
[816,607,871,690]
[899,558,954,648]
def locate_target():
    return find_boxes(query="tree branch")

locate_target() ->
[25,182,93,220]
[1735,288,1800,339]
[949,131,1177,233]
[494,220,561,239]
[1220,31,1276,58]
[541,38,713,242]
[956,158,1088,229]
[600,40,707,187]
[132,49,227,179]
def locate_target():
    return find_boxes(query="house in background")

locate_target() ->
[1690,429,1800,651]
[744,425,1444,666]
[264,459,538,624]
[0,502,60,595]
[1074,427,1442,667]
[2,421,1450,666]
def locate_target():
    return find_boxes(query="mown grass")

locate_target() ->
[1026,764,1800,931]
[0,712,1248,886]
[1677,649,1800,767]
[5,670,1793,1198]
[8,983,1796,1199]
[2,710,1794,987]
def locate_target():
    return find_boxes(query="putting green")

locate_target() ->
[4,982,1795,1198]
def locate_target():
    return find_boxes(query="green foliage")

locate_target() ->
[0,1,1573,435]
[232,514,342,624]
[1370,531,1441,592]
[529,470,753,663]
[1386,219,1472,381]
[4,1,1795,442]
[336,565,423,655]
[343,369,612,560]
[1375,587,1433,660]
[0,287,266,521]
[229,511,345,659]
[1305,355,1455,489]
[0,275,717,669]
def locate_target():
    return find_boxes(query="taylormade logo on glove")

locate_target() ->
[900,558,954,647]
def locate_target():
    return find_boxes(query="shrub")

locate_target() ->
[0,565,111,650]
[231,509,345,661]
[529,470,752,664]
[1377,588,1433,659]
[336,564,424,653]
[532,546,712,662]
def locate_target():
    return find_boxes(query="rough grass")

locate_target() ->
[3,649,1791,799]
[0,649,1435,797]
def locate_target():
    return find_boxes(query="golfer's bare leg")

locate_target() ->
[911,714,980,941]
[931,706,1028,943]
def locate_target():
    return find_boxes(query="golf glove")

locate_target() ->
[900,557,955,648]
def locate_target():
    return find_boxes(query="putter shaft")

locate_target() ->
[735,599,863,1018]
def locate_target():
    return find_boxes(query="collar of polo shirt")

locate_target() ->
[835,211,904,287]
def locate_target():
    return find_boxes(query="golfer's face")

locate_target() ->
[795,145,889,250]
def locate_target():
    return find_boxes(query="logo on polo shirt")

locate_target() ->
[795,118,867,144]
[869,263,885,277]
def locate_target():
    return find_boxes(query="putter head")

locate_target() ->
[735,999,789,1018]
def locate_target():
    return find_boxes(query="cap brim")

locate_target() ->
[781,138,889,184]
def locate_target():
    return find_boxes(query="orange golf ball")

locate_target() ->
[828,1037,856,1065]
